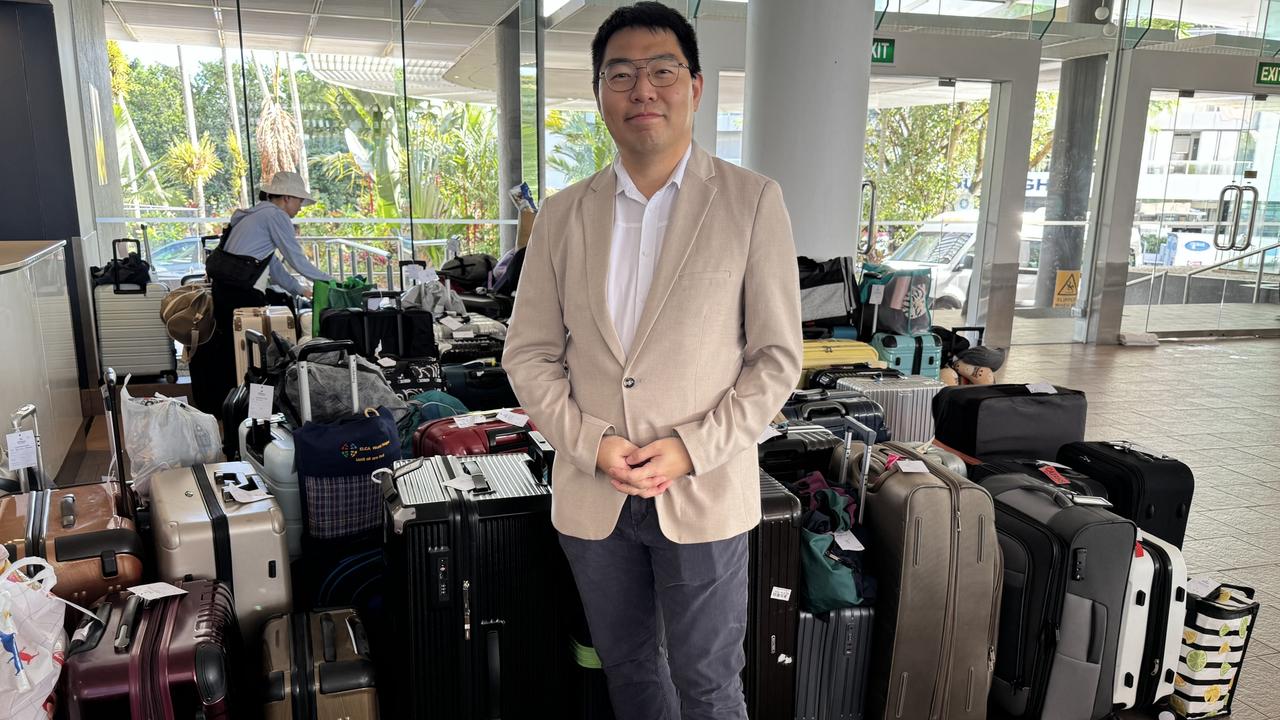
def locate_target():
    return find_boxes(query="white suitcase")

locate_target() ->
[833,374,945,443]
[233,306,295,384]
[1139,532,1188,706]
[239,414,301,559]
[1115,535,1155,709]
[433,311,507,341]
[149,460,292,637]
[95,239,176,380]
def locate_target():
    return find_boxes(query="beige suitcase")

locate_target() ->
[262,609,379,720]
[233,306,295,383]
[150,460,292,638]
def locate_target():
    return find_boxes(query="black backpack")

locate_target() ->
[439,253,497,291]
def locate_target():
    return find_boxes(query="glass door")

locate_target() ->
[1124,91,1280,336]
[863,76,995,329]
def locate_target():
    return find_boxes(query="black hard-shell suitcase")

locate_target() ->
[744,472,803,720]
[783,388,891,443]
[758,423,841,483]
[380,453,565,719]
[969,458,1110,500]
[807,364,902,390]
[794,606,874,720]
[978,473,1136,720]
[932,384,1087,460]
[1057,441,1195,548]
[443,361,518,411]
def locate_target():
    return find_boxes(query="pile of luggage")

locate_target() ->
[0,252,1258,720]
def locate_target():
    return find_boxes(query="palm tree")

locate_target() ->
[162,134,223,213]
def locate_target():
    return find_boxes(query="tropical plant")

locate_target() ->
[225,130,248,209]
[161,133,223,204]
[546,110,615,186]
[106,40,133,100]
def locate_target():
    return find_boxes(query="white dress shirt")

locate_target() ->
[607,144,693,358]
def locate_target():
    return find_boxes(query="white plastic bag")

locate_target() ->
[0,550,68,720]
[120,375,223,497]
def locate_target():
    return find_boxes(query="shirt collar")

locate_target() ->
[614,143,693,201]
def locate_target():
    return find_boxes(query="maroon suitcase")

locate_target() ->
[62,579,242,720]
[412,409,537,457]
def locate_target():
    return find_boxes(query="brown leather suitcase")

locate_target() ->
[62,579,242,719]
[857,441,1002,720]
[262,608,379,720]
[0,480,145,605]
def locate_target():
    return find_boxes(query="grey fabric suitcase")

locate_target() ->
[150,460,292,638]
[857,441,1002,720]
[795,606,874,720]
[835,375,945,443]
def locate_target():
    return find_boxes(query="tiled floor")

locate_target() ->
[1000,338,1280,719]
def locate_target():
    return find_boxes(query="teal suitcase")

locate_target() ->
[871,332,942,378]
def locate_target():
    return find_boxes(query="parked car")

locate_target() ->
[150,236,204,289]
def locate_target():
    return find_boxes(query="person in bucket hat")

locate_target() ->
[188,171,332,414]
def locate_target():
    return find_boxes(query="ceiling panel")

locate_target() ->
[402,21,489,46]
[412,1,518,27]
[234,0,318,12]
[322,0,401,20]
[311,15,397,43]
[111,2,219,32]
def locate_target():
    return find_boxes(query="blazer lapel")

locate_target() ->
[582,167,627,367]
[626,146,717,365]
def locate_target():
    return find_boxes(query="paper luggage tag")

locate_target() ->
[769,586,792,602]
[832,530,865,552]
[248,383,274,420]
[868,283,886,305]
[441,316,465,330]
[128,581,188,602]
[896,460,929,474]
[453,330,476,339]
[497,409,529,427]
[5,431,36,471]
[757,426,782,444]
[1187,577,1220,599]
[454,415,478,428]
[227,485,272,505]
[1025,382,1057,394]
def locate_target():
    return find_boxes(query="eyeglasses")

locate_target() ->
[599,57,689,92]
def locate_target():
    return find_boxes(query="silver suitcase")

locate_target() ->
[150,460,292,638]
[94,238,176,381]
[833,374,946,443]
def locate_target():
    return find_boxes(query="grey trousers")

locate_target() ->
[559,495,750,720]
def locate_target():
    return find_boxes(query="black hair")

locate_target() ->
[591,2,701,95]
[259,191,285,202]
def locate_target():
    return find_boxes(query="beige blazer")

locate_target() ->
[502,144,803,544]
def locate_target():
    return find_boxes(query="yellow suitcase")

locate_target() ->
[800,339,883,387]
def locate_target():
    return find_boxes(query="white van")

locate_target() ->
[885,210,1140,309]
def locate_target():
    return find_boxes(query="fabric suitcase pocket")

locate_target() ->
[303,474,382,539]
[1041,593,1107,720]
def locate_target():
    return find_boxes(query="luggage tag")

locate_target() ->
[127,581,188,603]
[247,383,274,420]
[756,426,782,444]
[496,409,529,427]
[1025,382,1057,394]
[5,430,37,471]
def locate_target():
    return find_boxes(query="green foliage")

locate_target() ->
[107,41,133,99]
[546,110,615,187]
[161,133,223,191]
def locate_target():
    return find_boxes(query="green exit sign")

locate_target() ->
[1258,61,1280,86]
[872,38,895,65]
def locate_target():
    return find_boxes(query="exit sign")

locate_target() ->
[872,38,895,65]
[1258,61,1280,86]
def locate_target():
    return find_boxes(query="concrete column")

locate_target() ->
[743,0,873,259]
[495,8,522,254]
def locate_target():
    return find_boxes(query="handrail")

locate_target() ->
[1124,240,1280,304]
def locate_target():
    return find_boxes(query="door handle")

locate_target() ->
[1236,185,1259,252]
[1213,185,1241,251]
[859,179,877,256]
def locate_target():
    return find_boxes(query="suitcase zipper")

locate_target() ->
[996,505,1066,714]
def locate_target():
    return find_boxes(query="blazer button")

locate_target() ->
[623,377,636,389]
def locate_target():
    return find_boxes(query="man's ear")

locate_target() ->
[691,71,704,113]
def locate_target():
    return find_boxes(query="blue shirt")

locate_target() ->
[223,201,330,295]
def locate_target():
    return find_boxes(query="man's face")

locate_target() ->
[596,27,702,159]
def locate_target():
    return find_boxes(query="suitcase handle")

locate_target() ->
[399,259,428,290]
[9,403,45,493]
[347,613,371,658]
[102,368,130,490]
[296,340,360,422]
[68,601,113,657]
[983,475,1076,509]
[837,416,878,524]
[244,329,270,379]
[112,238,144,263]
[114,594,144,652]
[484,623,502,718]
[320,612,338,662]
[361,291,406,357]
[798,400,845,422]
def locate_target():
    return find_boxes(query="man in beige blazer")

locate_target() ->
[502,4,802,718]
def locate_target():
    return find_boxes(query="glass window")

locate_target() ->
[889,231,972,264]
[150,239,197,264]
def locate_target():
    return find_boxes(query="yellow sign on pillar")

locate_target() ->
[1054,270,1081,309]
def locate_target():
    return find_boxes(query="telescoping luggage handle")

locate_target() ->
[102,368,129,487]
[362,290,406,358]
[243,329,271,383]
[296,340,359,423]
[109,238,150,296]
[9,403,45,494]
[399,259,428,291]
[837,415,877,524]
